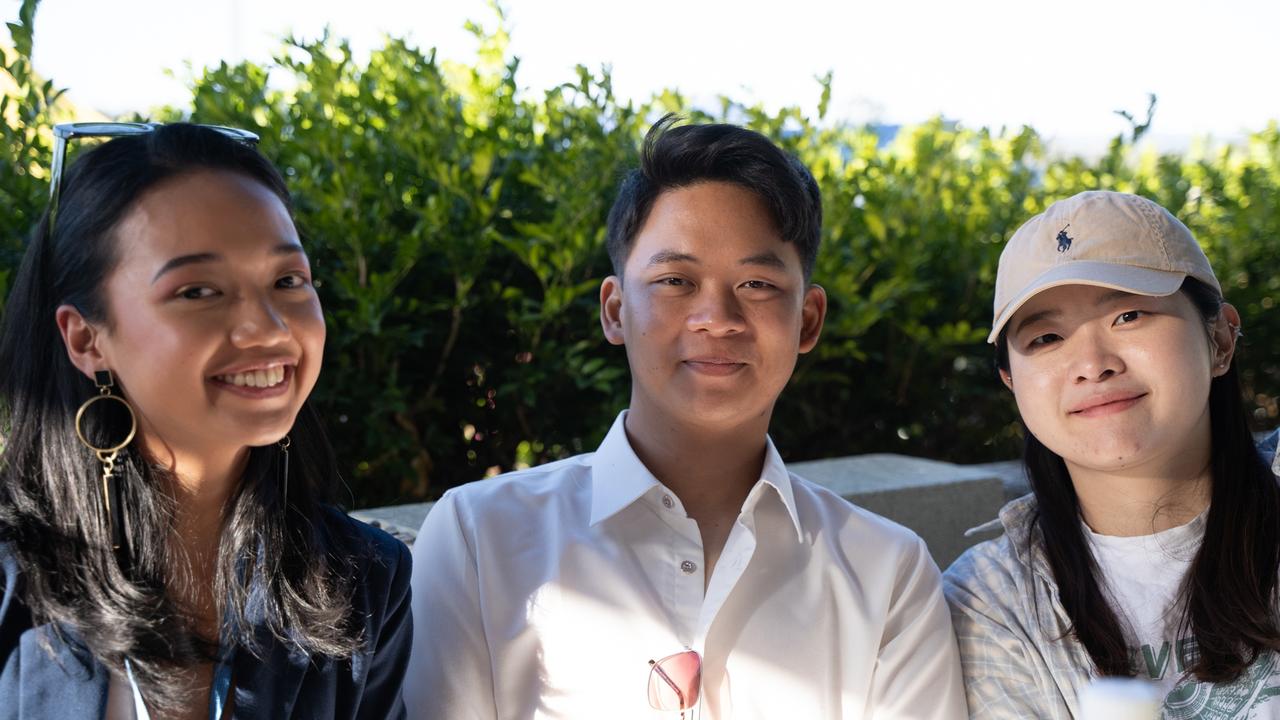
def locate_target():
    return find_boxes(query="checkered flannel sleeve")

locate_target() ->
[943,543,1076,720]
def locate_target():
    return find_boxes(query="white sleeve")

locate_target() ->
[405,491,498,720]
[868,535,969,720]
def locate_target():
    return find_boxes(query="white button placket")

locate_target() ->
[697,515,758,640]
[656,489,705,645]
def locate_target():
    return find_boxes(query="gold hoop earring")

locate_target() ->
[74,370,137,551]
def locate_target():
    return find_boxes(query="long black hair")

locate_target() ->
[997,277,1280,681]
[0,124,360,711]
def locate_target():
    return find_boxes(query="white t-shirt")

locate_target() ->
[1088,513,1280,718]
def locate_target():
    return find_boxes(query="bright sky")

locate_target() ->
[6,0,1278,151]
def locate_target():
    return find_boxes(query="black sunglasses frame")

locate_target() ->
[46,122,260,237]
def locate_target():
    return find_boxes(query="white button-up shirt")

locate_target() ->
[407,412,965,719]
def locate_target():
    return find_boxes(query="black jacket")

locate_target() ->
[0,510,412,719]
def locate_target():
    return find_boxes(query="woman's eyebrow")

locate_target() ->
[1095,289,1137,306]
[151,242,305,283]
[152,252,220,283]
[273,241,305,257]
[1012,308,1059,337]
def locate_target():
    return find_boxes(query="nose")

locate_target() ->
[1070,330,1124,383]
[229,293,291,348]
[686,284,746,336]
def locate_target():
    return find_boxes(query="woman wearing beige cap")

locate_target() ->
[943,190,1280,719]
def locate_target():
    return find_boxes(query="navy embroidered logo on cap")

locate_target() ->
[1056,224,1073,253]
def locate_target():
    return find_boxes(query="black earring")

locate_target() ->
[279,435,291,502]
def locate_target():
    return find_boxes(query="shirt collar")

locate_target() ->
[586,411,804,542]
[993,493,1054,584]
[754,435,804,542]
[586,411,660,526]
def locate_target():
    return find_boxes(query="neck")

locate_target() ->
[140,434,250,641]
[142,434,248,554]
[1067,437,1213,537]
[622,403,770,521]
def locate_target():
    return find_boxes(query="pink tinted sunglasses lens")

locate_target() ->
[648,650,702,711]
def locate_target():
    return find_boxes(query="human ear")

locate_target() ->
[798,284,827,354]
[1210,303,1242,377]
[599,275,625,346]
[999,367,1015,391]
[55,304,109,382]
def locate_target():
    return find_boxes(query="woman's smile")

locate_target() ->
[210,363,295,398]
[1066,390,1148,418]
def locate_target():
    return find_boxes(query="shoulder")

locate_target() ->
[944,492,1040,602]
[427,453,594,529]
[0,542,30,645]
[323,509,412,601]
[943,533,1024,602]
[325,507,410,562]
[941,514,1046,650]
[0,542,32,646]
[443,454,592,506]
[0,541,16,597]
[0,543,107,718]
[788,471,929,554]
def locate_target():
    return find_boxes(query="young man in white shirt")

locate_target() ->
[406,117,966,719]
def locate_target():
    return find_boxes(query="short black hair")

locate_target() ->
[605,115,823,280]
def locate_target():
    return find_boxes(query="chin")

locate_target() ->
[228,415,301,449]
[673,401,764,430]
[243,431,292,448]
[1062,437,1154,472]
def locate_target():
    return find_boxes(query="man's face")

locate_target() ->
[600,181,826,431]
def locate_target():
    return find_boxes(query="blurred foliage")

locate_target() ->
[3,1,1279,507]
[0,0,59,312]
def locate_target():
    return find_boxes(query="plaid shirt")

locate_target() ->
[942,493,1091,719]
[942,431,1280,720]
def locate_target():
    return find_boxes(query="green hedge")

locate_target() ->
[4,1,1279,507]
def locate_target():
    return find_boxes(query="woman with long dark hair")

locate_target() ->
[944,190,1280,719]
[0,123,411,718]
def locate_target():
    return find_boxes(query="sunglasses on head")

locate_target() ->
[46,122,260,239]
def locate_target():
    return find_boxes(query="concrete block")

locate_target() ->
[790,454,1005,568]
[964,459,1030,500]
[350,502,432,546]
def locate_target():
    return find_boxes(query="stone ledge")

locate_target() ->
[789,454,1005,567]
[352,453,1009,568]
[351,503,432,546]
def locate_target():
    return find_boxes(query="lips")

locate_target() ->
[682,357,748,376]
[1068,391,1147,417]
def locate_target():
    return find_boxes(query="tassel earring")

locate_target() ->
[74,370,137,551]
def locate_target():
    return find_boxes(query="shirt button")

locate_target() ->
[662,494,674,509]
[680,560,697,574]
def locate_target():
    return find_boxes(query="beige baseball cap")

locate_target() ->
[988,190,1221,343]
